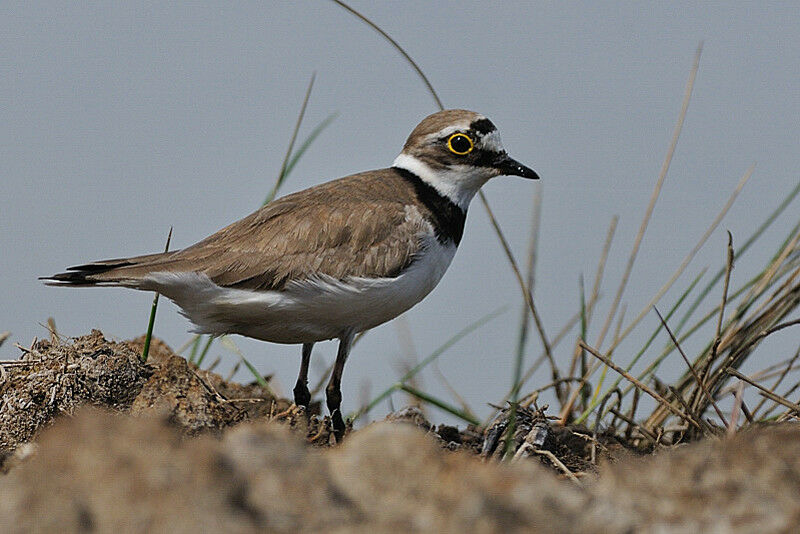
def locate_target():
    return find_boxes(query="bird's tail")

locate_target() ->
[41,252,176,288]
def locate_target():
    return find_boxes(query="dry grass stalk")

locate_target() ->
[750,345,800,417]
[644,235,800,430]
[654,307,727,427]
[727,368,800,413]
[594,44,703,353]
[579,340,703,431]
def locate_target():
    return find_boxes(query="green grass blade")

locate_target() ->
[673,182,800,336]
[194,335,215,367]
[187,335,202,364]
[214,335,276,395]
[264,73,316,206]
[351,307,507,421]
[399,384,481,426]
[141,227,173,362]
[240,355,271,389]
[574,268,706,424]
[282,113,338,181]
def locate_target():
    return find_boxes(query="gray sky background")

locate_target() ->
[3,2,799,423]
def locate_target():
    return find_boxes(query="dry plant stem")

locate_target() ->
[687,267,800,419]
[517,311,581,391]
[46,318,58,343]
[432,362,475,419]
[713,232,735,358]
[557,364,596,424]
[673,187,800,341]
[532,449,582,486]
[579,340,703,430]
[565,216,618,404]
[654,307,728,426]
[596,389,622,429]
[595,43,703,351]
[715,241,800,362]
[567,216,619,385]
[739,362,800,387]
[641,265,786,390]
[527,377,585,398]
[727,381,744,436]
[626,388,641,440]
[729,317,800,359]
[513,189,542,398]
[751,344,800,417]
[739,393,754,423]
[225,359,241,382]
[667,385,714,435]
[330,0,443,110]
[610,408,658,444]
[724,354,800,385]
[588,216,618,324]
[176,335,201,356]
[592,304,627,400]
[694,231,735,411]
[566,216,618,393]
[727,368,800,413]
[739,229,800,310]
[628,223,798,428]
[507,190,542,456]
[478,191,559,400]
[605,164,752,363]
[394,317,426,410]
[566,276,586,380]
[771,379,800,421]
[487,311,581,426]
[577,268,707,425]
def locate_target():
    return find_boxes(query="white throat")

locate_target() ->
[393,153,490,211]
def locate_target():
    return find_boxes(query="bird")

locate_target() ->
[42,109,539,439]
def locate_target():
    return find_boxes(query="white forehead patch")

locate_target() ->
[478,129,504,152]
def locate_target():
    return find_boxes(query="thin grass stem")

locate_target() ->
[399,384,481,426]
[141,227,172,362]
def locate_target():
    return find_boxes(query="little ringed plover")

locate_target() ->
[43,109,539,439]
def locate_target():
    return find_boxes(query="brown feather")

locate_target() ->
[75,168,433,290]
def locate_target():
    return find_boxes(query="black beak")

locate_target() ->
[494,153,540,180]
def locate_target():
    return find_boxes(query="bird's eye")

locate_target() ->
[447,133,474,155]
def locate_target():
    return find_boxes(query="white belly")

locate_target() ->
[146,237,457,344]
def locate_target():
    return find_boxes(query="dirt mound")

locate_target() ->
[1,330,313,456]
[2,332,800,532]
[2,409,800,533]
[0,331,150,453]
[0,408,585,533]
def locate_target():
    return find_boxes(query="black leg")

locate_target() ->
[292,343,314,408]
[326,330,354,441]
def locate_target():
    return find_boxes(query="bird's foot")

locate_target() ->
[330,409,346,442]
[292,382,311,411]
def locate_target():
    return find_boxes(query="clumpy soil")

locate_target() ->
[2,331,800,532]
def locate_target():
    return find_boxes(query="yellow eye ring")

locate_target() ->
[447,133,474,155]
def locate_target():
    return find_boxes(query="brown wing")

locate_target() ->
[50,169,429,290]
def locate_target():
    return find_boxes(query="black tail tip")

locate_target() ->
[40,271,93,286]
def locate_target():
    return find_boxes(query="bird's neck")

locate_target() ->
[392,153,489,211]
[392,165,467,246]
